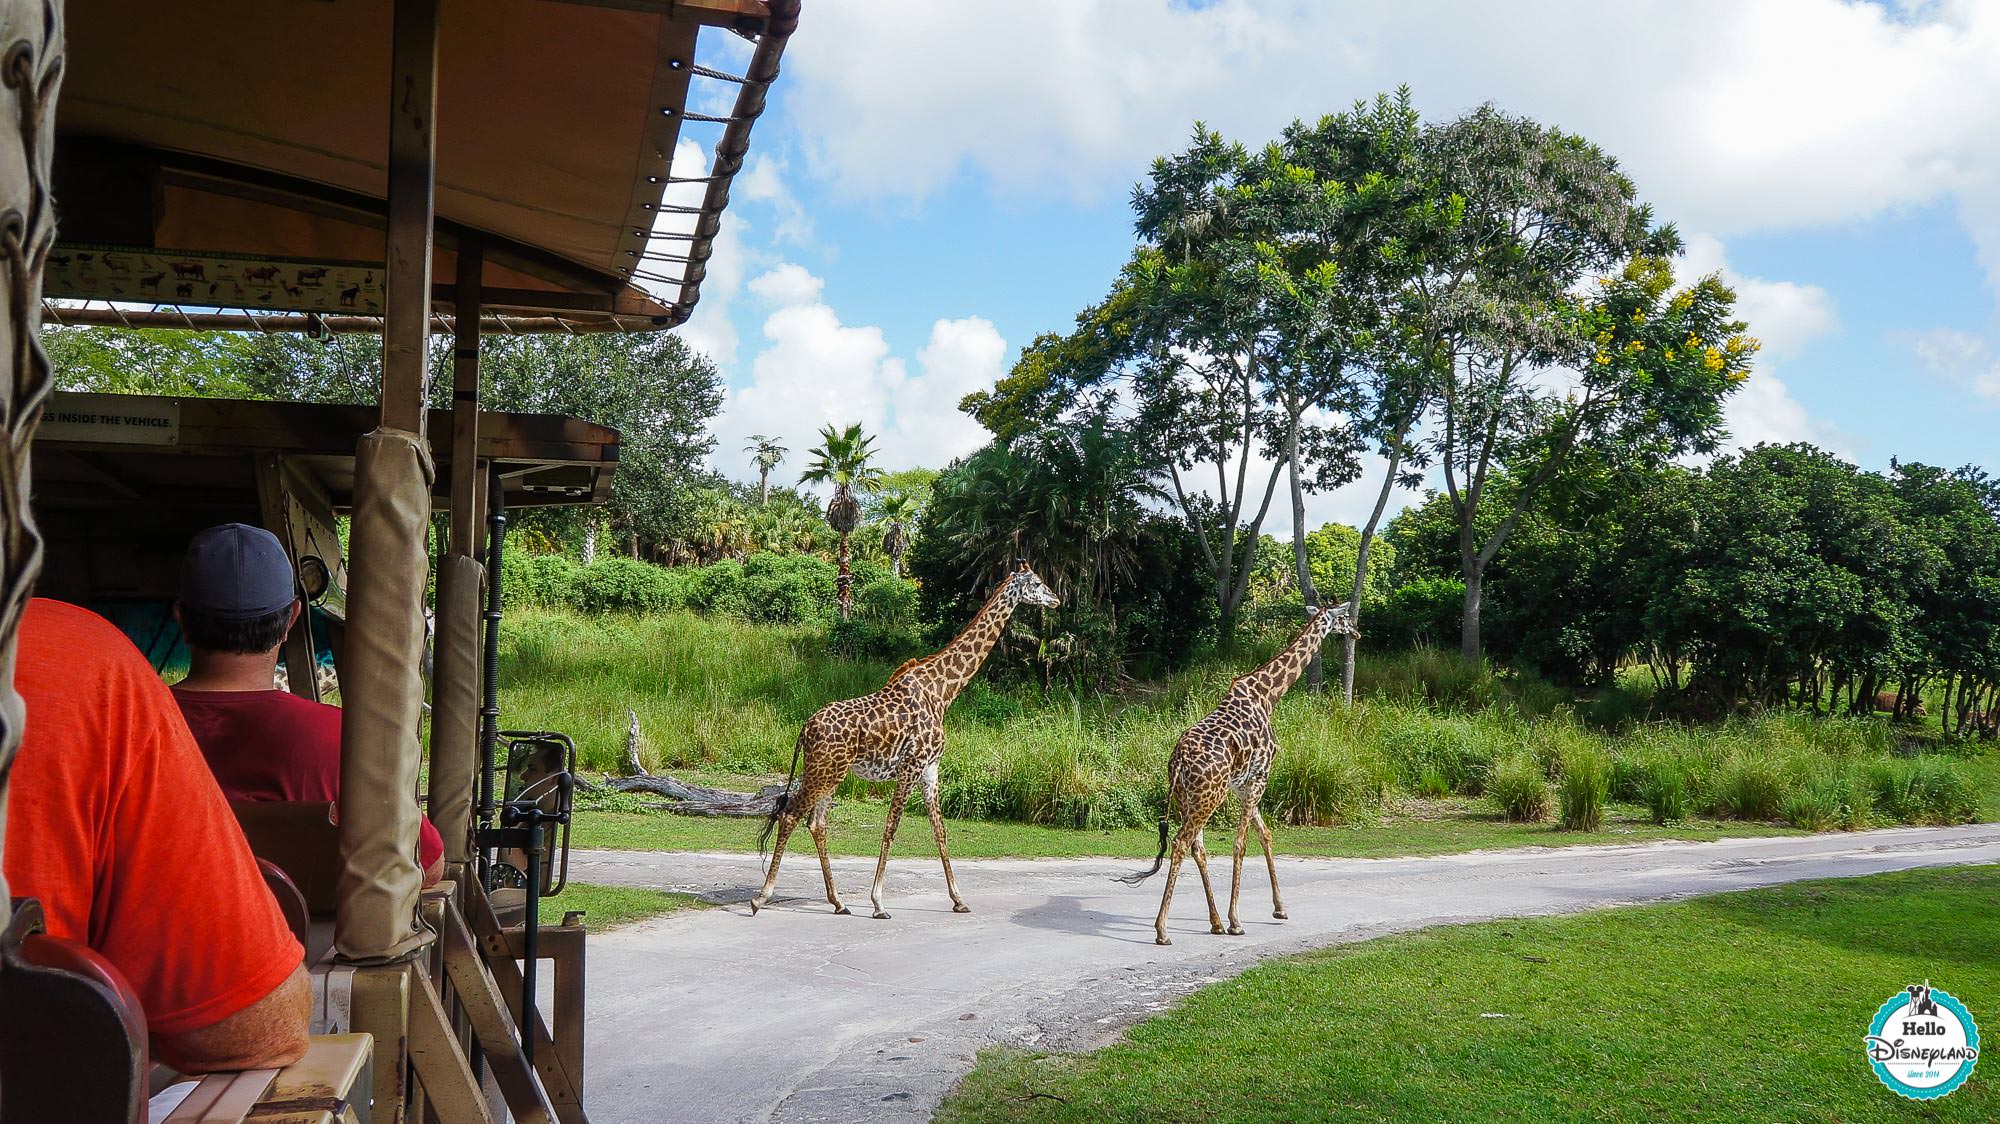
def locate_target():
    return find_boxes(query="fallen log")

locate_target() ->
[579,772,788,817]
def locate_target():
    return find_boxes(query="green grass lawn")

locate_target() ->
[572,784,1804,860]
[535,882,709,929]
[937,866,1999,1123]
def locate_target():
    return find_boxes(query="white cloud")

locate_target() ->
[745,262,824,307]
[711,266,1003,487]
[647,139,759,368]
[738,156,815,246]
[1907,327,2000,403]
[782,0,2000,298]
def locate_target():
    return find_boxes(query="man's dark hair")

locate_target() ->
[179,603,293,655]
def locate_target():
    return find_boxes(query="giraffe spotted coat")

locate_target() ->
[751,562,1060,919]
[1127,602,1359,945]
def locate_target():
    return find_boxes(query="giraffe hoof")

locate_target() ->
[952,902,971,914]
[872,910,892,920]
[748,900,762,916]
[1227,925,1245,936]
[833,906,851,915]
[1210,925,1226,935]
[1156,935,1173,946]
[1273,910,1288,920]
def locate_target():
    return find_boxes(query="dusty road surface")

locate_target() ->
[574,824,2000,1123]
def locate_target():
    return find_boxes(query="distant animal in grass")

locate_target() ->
[1122,602,1358,946]
[1873,691,1928,717]
[750,560,1060,920]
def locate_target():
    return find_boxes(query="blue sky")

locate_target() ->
[660,0,2000,532]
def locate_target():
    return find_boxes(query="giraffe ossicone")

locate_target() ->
[750,561,1060,919]
[1121,601,1358,945]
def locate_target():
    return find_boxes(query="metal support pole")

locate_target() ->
[476,465,507,882]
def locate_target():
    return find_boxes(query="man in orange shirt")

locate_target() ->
[4,598,309,1073]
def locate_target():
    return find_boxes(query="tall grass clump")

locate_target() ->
[1488,751,1552,822]
[1266,701,1390,825]
[1782,764,1870,831]
[1867,756,1979,826]
[1711,754,1788,821]
[1557,743,1610,831]
[1639,755,1691,825]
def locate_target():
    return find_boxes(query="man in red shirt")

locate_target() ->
[169,524,443,884]
[5,598,310,1072]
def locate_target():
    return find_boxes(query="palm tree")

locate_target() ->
[876,491,918,580]
[799,422,884,619]
[745,434,787,507]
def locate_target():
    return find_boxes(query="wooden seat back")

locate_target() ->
[0,899,148,1124]
[231,801,340,916]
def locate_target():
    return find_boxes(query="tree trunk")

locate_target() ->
[1285,424,1322,691]
[581,517,598,565]
[1460,561,1483,666]
[889,551,902,581]
[630,529,639,559]
[1344,443,1407,705]
[758,469,770,507]
[836,532,853,620]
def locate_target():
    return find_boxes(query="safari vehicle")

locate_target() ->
[0,1,800,1121]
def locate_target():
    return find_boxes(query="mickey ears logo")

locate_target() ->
[1865,980,1979,1100]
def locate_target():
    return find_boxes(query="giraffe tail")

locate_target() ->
[757,730,806,857]
[1116,791,1175,885]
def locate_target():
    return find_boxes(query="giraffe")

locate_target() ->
[1120,601,1359,945]
[751,560,1061,919]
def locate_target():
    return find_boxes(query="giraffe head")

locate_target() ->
[1309,601,1360,639]
[1002,560,1061,608]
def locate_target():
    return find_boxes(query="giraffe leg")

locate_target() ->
[750,807,801,914]
[1252,806,1286,919]
[808,794,846,914]
[1152,829,1194,946]
[869,775,915,920]
[922,763,969,913]
[1226,801,1250,935]
[1191,829,1225,935]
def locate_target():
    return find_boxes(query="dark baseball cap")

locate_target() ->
[180,523,297,621]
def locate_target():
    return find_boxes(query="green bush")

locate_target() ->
[1365,578,1466,651]
[1267,738,1389,826]
[1713,755,1787,821]
[575,557,675,614]
[501,551,582,609]
[740,553,837,624]
[685,559,745,617]
[1488,751,1551,822]
[1640,756,1690,825]
[1869,757,1979,826]
[1783,765,1868,832]
[1557,744,1609,831]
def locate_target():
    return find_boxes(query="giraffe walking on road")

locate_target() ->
[1122,602,1359,945]
[752,561,1061,919]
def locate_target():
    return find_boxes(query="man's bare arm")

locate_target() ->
[153,963,311,1074]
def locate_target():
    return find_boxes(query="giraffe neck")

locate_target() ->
[1234,611,1339,713]
[919,582,1020,704]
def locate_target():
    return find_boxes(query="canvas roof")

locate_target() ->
[47,0,796,331]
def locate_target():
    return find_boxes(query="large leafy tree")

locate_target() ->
[798,422,884,620]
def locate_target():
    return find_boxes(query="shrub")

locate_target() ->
[501,551,582,609]
[575,557,675,614]
[1365,578,1466,651]
[1267,739,1389,826]
[1783,765,1868,831]
[1713,755,1787,821]
[740,553,837,624]
[1870,757,1979,825]
[685,559,745,617]
[1640,756,1690,825]
[1557,744,1609,831]
[1488,752,1551,822]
